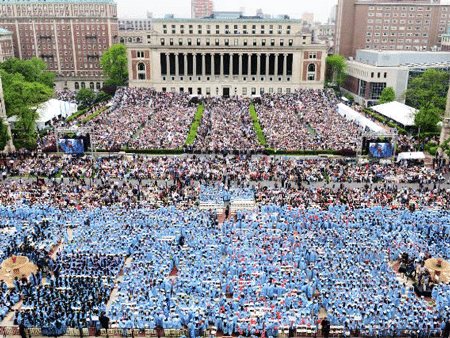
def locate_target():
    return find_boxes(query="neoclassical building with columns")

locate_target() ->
[121,17,327,96]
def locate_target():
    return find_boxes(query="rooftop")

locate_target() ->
[0,0,115,3]
[0,27,12,35]
[150,17,302,23]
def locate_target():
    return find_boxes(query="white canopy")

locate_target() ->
[35,99,78,129]
[337,103,385,133]
[396,152,425,162]
[371,101,416,127]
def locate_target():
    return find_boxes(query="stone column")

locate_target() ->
[257,53,261,76]
[193,53,197,76]
[166,53,170,75]
[266,54,270,77]
[238,53,243,76]
[184,53,188,76]
[275,54,279,76]
[175,53,179,76]
[283,53,288,77]
[230,53,234,76]
[247,54,251,76]
[220,53,224,76]
[202,53,206,77]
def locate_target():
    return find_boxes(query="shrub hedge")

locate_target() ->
[266,148,338,156]
[65,108,89,123]
[82,107,108,124]
[249,105,267,146]
[185,105,205,145]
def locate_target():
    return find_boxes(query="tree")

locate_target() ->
[1,69,53,149]
[0,118,11,152]
[75,88,96,106]
[100,44,128,86]
[414,104,442,134]
[404,69,449,112]
[378,87,396,104]
[326,55,347,88]
[95,90,112,104]
[0,57,55,88]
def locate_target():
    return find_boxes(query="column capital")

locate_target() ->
[201,52,206,56]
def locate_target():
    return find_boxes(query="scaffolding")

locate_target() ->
[54,126,97,156]
[357,129,398,159]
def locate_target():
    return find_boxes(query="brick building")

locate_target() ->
[0,27,13,62]
[121,16,327,96]
[191,0,213,19]
[0,0,119,90]
[334,0,450,58]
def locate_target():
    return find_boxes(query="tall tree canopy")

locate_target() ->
[378,87,396,104]
[414,104,442,134]
[326,55,347,88]
[100,44,128,86]
[405,69,449,112]
[0,57,55,88]
[0,58,55,149]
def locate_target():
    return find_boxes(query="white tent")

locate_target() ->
[396,152,425,162]
[35,99,78,129]
[371,101,416,127]
[337,103,385,133]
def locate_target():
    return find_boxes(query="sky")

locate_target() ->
[118,0,338,24]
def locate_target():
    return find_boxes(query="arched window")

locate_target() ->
[96,82,101,89]
[137,62,146,80]
[308,63,316,72]
[81,82,86,88]
[90,82,94,89]
[74,82,79,90]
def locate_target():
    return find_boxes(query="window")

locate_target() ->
[242,87,247,95]
[89,82,94,89]
[179,38,183,46]
[225,39,229,46]
[197,38,201,46]
[358,79,366,96]
[309,52,317,59]
[96,82,101,89]
[370,82,386,99]
[308,63,316,72]
[307,74,315,81]
[137,51,144,58]
[206,38,210,46]
[188,38,192,46]
[215,39,219,46]
[289,39,293,46]
[74,82,79,89]
[280,39,284,46]
[160,38,165,46]
[271,39,275,46]
[81,82,85,88]
[138,63,145,71]
[169,38,173,46]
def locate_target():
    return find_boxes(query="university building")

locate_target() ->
[335,0,450,58]
[0,0,119,90]
[0,28,13,62]
[121,16,327,96]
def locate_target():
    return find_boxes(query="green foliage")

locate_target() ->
[342,93,354,102]
[0,57,55,88]
[0,118,11,151]
[100,44,128,86]
[425,141,438,155]
[249,105,267,146]
[121,148,183,155]
[75,88,96,106]
[185,105,205,145]
[95,90,112,103]
[414,104,442,133]
[266,148,338,155]
[82,107,108,124]
[65,107,89,123]
[326,55,347,87]
[378,87,396,104]
[1,67,54,149]
[405,69,449,111]
[441,137,450,157]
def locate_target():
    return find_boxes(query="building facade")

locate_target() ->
[191,0,213,19]
[342,49,450,106]
[0,28,13,62]
[335,0,450,58]
[122,18,327,96]
[0,0,119,90]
